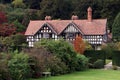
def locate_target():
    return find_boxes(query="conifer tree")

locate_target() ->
[112,12,120,41]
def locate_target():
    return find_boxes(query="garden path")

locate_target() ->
[104,62,112,70]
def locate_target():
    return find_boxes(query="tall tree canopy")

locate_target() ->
[40,0,73,19]
[112,12,120,41]
[0,0,120,33]
[23,0,42,9]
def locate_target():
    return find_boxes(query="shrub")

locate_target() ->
[25,47,52,78]
[33,39,89,76]
[48,56,68,76]
[84,50,106,64]
[73,36,85,54]
[101,43,116,59]
[112,51,120,66]
[25,47,68,77]
[112,65,118,70]
[8,52,31,80]
[75,54,88,71]
[93,59,104,69]
[34,39,78,72]
[0,53,11,80]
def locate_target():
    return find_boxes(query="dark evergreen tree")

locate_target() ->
[23,0,42,9]
[112,12,120,41]
[40,0,73,19]
[0,0,12,3]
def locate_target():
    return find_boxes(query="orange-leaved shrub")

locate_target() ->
[73,35,85,54]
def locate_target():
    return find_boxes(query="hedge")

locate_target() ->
[112,51,120,66]
[84,50,106,65]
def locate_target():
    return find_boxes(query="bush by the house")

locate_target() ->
[75,54,89,71]
[48,56,68,76]
[101,43,116,59]
[112,51,120,67]
[34,39,89,73]
[8,52,31,80]
[25,47,68,77]
[93,59,104,69]
[84,50,106,64]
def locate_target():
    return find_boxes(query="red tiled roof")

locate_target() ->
[25,19,107,35]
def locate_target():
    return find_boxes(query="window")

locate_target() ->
[43,33,49,38]
[67,33,75,39]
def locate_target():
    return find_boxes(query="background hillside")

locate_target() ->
[0,0,120,34]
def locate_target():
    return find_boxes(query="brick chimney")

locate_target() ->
[45,16,51,20]
[87,7,92,22]
[71,15,79,20]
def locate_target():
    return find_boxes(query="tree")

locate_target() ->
[40,0,73,19]
[23,0,41,9]
[0,12,7,24]
[7,8,26,23]
[0,24,16,37]
[0,0,12,4]
[13,20,26,32]
[12,0,26,8]
[73,35,85,54]
[112,12,120,41]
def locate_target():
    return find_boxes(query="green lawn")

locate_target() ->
[29,69,120,80]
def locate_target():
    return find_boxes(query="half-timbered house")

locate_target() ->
[25,7,108,50]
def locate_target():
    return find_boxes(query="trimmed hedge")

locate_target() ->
[84,50,106,65]
[112,51,120,66]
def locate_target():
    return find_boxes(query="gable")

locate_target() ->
[61,22,83,34]
[35,23,57,35]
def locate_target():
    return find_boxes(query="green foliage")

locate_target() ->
[8,52,31,80]
[34,39,89,72]
[75,54,88,71]
[0,34,25,52]
[25,47,68,77]
[48,56,68,76]
[93,59,104,69]
[12,0,26,8]
[13,20,26,32]
[23,0,41,9]
[115,42,120,50]
[112,12,120,41]
[7,8,26,23]
[1,34,26,51]
[101,43,116,59]
[84,50,106,65]
[0,53,11,80]
[35,39,76,71]
[84,41,93,50]
[0,0,120,31]
[40,0,73,19]
[112,51,120,67]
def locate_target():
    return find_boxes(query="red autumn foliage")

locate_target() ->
[73,35,85,54]
[0,24,16,37]
[0,12,7,24]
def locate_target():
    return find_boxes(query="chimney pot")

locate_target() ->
[45,16,51,20]
[71,15,79,20]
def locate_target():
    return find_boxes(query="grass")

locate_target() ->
[106,59,112,64]
[29,69,120,80]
